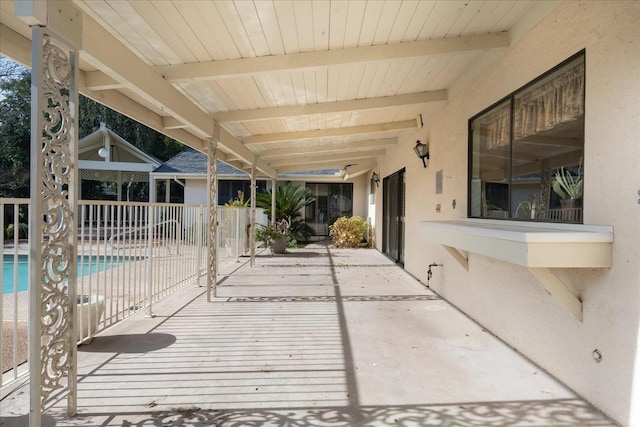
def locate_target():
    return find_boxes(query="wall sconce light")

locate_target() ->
[371,172,380,187]
[98,147,109,159]
[413,140,429,168]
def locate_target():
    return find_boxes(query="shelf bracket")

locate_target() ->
[442,245,469,271]
[529,267,583,321]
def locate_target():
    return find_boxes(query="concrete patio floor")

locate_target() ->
[1,243,616,426]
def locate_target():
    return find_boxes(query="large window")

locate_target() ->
[305,183,353,236]
[218,180,266,206]
[469,52,585,223]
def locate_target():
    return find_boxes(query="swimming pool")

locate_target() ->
[2,254,135,295]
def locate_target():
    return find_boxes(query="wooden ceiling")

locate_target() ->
[0,0,559,178]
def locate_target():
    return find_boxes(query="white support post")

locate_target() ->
[250,162,256,267]
[148,175,155,203]
[27,24,80,424]
[146,206,155,318]
[207,136,218,301]
[271,177,277,226]
[196,205,203,287]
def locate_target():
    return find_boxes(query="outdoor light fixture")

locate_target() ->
[371,172,380,187]
[413,140,429,168]
[341,164,356,181]
[98,147,109,159]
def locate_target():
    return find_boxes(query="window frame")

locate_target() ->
[467,50,586,223]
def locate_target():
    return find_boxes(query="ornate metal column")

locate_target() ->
[28,27,80,424]
[207,136,218,301]
[250,162,256,266]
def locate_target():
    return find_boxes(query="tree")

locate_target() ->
[0,55,186,199]
[0,60,30,198]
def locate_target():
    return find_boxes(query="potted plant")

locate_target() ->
[552,159,583,220]
[255,216,290,254]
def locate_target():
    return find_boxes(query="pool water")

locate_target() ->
[2,254,134,295]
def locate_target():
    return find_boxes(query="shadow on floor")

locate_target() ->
[49,399,615,426]
[78,333,176,353]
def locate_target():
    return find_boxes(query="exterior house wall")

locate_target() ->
[184,179,207,205]
[375,1,640,425]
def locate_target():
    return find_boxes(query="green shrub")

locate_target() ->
[5,223,28,240]
[329,216,368,248]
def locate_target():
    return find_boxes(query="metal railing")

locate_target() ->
[0,201,194,390]
[1,199,264,390]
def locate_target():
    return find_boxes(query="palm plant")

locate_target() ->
[256,184,315,243]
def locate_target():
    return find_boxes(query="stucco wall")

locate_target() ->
[376,1,640,424]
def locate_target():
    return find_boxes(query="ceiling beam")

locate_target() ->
[216,91,446,123]
[85,70,124,90]
[268,150,385,168]
[260,138,397,159]
[0,24,31,66]
[76,12,275,177]
[275,159,375,176]
[244,120,418,145]
[158,33,510,82]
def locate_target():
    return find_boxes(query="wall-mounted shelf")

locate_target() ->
[419,219,614,321]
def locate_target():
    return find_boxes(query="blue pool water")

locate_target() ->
[2,254,133,295]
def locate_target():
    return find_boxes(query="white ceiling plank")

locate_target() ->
[315,67,329,105]
[419,1,451,39]
[274,0,300,53]
[303,69,318,104]
[476,0,534,33]
[343,0,367,48]
[293,1,315,52]
[290,72,308,105]
[172,1,225,60]
[403,1,437,41]
[79,0,173,66]
[214,0,256,58]
[326,67,340,103]
[192,1,242,59]
[244,120,418,145]
[368,62,392,98]
[356,63,378,100]
[157,33,509,82]
[329,0,349,49]
[278,73,299,107]
[358,1,386,46]
[435,2,480,38]
[151,1,210,62]
[127,1,197,64]
[254,0,286,55]
[214,91,446,123]
[372,1,402,45]
[388,0,420,42]
[234,0,271,57]
[444,1,483,37]
[311,0,331,51]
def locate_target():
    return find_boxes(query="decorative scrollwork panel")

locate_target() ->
[33,34,78,406]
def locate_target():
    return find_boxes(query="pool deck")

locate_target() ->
[0,243,617,426]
